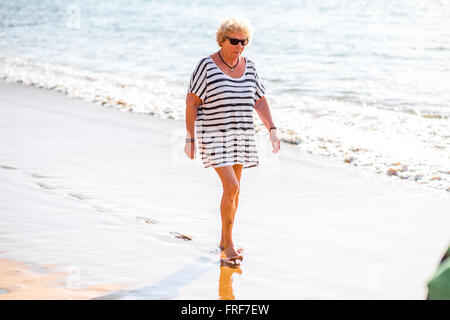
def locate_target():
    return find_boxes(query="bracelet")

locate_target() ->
[269,126,277,132]
[185,138,195,143]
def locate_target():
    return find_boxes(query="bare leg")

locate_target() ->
[214,165,242,259]
[220,164,242,249]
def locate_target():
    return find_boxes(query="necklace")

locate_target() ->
[218,51,239,71]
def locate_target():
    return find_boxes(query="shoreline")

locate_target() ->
[0,54,448,194]
[0,79,449,299]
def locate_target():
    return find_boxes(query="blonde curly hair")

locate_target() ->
[216,16,254,47]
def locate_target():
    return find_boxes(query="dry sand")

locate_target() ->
[0,79,449,299]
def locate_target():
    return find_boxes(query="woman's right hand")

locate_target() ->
[184,141,197,159]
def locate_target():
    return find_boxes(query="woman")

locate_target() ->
[184,16,280,267]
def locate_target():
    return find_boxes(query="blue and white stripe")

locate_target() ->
[188,56,265,169]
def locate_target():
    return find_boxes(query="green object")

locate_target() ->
[427,246,450,300]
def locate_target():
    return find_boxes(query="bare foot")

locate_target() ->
[220,244,243,254]
[222,246,243,260]
[220,246,243,268]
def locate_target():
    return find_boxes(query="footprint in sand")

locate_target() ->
[92,205,113,214]
[169,232,192,241]
[30,173,54,179]
[37,182,56,190]
[67,192,94,200]
[0,165,17,170]
[135,216,158,224]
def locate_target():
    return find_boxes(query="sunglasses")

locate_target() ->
[226,36,248,46]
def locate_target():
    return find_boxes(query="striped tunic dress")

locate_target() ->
[187,55,266,169]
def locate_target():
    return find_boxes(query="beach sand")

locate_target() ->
[0,79,449,299]
[0,258,124,300]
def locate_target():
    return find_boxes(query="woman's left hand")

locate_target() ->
[270,129,280,154]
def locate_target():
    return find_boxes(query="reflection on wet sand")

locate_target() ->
[219,264,242,300]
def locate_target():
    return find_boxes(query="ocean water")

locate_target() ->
[0,0,449,192]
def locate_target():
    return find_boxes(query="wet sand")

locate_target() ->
[0,258,124,300]
[0,79,449,299]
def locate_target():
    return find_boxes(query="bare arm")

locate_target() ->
[185,93,202,139]
[254,96,280,153]
[184,93,202,159]
[254,96,276,132]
